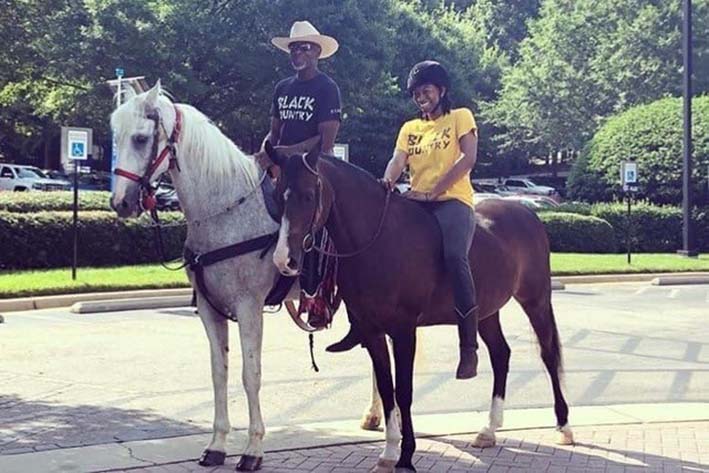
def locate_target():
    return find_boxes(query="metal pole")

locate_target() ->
[627,193,632,264]
[72,167,79,280]
[111,74,123,193]
[679,0,697,257]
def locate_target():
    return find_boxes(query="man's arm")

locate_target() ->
[318,120,340,155]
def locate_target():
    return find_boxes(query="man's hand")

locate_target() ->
[254,150,273,170]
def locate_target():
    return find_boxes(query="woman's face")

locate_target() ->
[412,83,445,115]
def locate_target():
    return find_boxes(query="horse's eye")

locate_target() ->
[304,192,315,203]
[132,135,150,146]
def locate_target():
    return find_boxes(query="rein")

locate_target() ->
[301,154,392,259]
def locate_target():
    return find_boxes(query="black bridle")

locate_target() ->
[298,154,392,259]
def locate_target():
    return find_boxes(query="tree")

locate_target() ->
[486,0,709,158]
[567,96,709,204]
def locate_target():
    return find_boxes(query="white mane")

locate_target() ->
[111,92,258,189]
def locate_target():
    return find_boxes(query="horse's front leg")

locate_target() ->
[196,297,230,467]
[234,298,265,471]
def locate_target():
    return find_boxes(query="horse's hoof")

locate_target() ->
[395,458,417,472]
[360,414,382,431]
[556,424,574,445]
[471,430,496,448]
[236,455,263,471]
[369,458,396,473]
[198,449,226,466]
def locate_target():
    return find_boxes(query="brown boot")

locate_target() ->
[455,306,479,379]
[326,324,361,353]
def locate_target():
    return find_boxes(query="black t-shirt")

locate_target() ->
[270,72,342,146]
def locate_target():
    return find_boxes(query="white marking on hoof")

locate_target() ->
[369,458,396,473]
[489,396,504,431]
[471,426,496,448]
[556,423,575,445]
[360,413,382,431]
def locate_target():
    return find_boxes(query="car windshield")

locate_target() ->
[16,167,47,178]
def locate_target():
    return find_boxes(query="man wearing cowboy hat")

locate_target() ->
[257,20,342,169]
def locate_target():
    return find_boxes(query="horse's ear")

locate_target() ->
[305,147,320,169]
[145,80,161,109]
[117,86,136,106]
[264,141,286,167]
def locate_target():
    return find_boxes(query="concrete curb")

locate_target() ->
[71,295,193,314]
[0,288,192,313]
[1,272,707,314]
[651,274,709,286]
[554,271,709,285]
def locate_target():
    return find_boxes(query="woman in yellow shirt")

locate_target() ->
[383,61,480,379]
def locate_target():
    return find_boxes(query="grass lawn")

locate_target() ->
[0,253,707,299]
[551,253,709,275]
[0,265,189,299]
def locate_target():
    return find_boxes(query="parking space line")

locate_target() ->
[668,289,680,299]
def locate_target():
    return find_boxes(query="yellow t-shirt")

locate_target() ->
[395,108,477,208]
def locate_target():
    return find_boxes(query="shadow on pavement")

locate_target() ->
[0,394,208,454]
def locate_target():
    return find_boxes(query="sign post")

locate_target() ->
[61,127,92,281]
[621,162,639,264]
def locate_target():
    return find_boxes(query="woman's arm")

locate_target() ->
[382,149,409,185]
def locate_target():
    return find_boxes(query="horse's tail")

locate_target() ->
[545,303,564,377]
[522,297,564,379]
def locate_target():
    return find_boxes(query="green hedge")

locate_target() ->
[590,202,709,252]
[538,212,617,253]
[0,211,185,269]
[0,191,112,212]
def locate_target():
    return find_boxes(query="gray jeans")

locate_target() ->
[421,199,477,319]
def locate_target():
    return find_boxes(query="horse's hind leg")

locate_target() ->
[364,333,400,473]
[196,298,230,467]
[392,330,417,471]
[472,311,510,448]
[519,296,574,445]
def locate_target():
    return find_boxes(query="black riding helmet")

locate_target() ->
[406,60,450,96]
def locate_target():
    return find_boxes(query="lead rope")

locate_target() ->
[309,333,320,372]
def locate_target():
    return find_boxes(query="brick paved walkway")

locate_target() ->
[105,421,709,473]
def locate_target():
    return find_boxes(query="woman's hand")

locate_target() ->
[403,190,433,201]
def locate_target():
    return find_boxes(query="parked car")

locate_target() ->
[501,178,557,196]
[503,195,560,210]
[0,164,71,191]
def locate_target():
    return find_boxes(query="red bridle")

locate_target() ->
[114,106,183,210]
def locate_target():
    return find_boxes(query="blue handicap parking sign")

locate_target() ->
[71,142,85,158]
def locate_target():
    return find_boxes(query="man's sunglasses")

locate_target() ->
[289,42,316,54]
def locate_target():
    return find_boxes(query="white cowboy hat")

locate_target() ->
[271,20,339,59]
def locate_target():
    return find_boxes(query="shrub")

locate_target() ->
[590,202,683,252]
[538,212,617,253]
[0,191,112,212]
[0,211,185,269]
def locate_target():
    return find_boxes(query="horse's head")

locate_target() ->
[269,145,332,276]
[110,80,180,218]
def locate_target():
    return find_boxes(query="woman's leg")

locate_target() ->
[431,199,479,379]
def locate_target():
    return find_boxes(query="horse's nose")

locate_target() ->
[112,198,132,218]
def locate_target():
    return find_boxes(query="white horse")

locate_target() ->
[110,81,295,471]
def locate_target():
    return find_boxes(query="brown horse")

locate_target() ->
[268,147,573,473]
